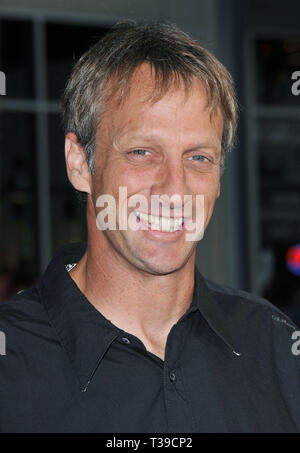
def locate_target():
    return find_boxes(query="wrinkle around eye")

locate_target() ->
[124,149,158,166]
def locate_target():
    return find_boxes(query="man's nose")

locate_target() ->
[150,158,188,209]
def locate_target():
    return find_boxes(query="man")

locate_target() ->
[0,21,299,433]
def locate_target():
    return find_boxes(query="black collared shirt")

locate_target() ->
[0,243,299,433]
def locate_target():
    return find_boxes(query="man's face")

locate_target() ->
[91,65,223,275]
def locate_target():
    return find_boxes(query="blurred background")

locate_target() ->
[0,0,299,325]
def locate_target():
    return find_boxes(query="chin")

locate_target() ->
[138,253,192,276]
[143,263,183,276]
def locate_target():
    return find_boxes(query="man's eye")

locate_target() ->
[190,155,210,162]
[129,149,151,157]
[187,154,218,173]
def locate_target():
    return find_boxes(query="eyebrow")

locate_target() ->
[113,132,221,156]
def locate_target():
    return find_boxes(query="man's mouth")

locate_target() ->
[134,211,184,232]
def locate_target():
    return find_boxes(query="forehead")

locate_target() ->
[101,64,223,141]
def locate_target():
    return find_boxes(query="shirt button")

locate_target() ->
[121,337,131,344]
[169,371,176,382]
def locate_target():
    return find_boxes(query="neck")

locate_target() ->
[70,200,196,359]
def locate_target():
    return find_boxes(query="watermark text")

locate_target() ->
[0,331,6,356]
[0,71,6,95]
[291,71,300,96]
[96,188,205,242]
[292,331,300,356]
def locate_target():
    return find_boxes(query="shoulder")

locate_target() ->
[204,278,300,372]
[205,278,297,331]
[0,287,51,350]
[0,286,43,320]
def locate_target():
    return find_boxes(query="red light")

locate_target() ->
[286,244,300,276]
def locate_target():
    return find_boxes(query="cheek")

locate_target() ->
[94,172,153,214]
[193,179,220,218]
[191,174,220,198]
[119,168,155,199]
[205,185,220,208]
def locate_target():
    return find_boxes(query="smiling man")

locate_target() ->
[0,21,299,433]
[65,61,223,360]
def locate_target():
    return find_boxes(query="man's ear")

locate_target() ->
[65,132,92,194]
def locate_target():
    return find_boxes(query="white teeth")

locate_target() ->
[135,211,183,232]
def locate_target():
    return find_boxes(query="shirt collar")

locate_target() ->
[40,243,122,392]
[193,267,241,356]
[40,243,239,391]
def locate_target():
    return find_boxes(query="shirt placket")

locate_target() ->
[163,321,196,433]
